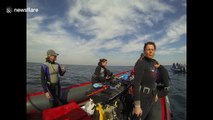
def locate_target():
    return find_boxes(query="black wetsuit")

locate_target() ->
[146,65,170,120]
[133,56,158,120]
[91,63,112,84]
[41,61,65,106]
[156,65,170,98]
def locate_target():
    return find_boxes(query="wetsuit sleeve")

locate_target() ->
[158,65,170,86]
[133,60,143,107]
[105,68,113,76]
[58,64,66,76]
[41,65,48,93]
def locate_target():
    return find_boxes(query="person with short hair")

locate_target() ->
[133,41,159,119]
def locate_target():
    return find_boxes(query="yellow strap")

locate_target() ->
[96,103,106,120]
[114,101,118,107]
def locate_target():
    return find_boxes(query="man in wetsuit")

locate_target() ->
[41,49,66,107]
[133,41,159,120]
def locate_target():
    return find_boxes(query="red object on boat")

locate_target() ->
[43,100,92,120]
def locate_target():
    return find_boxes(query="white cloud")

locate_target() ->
[27,15,95,64]
[181,0,187,7]
[130,0,175,26]
[156,15,186,47]
[66,0,174,40]
[46,21,68,35]
[166,16,186,42]
[27,0,40,9]
[120,34,151,53]
[27,0,186,65]
[27,16,45,33]
[157,45,186,55]
[67,0,135,40]
[102,39,123,49]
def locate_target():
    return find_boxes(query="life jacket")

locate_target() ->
[42,62,59,84]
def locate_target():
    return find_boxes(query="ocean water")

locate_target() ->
[27,62,186,120]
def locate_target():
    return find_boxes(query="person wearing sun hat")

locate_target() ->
[41,49,66,107]
[46,49,59,57]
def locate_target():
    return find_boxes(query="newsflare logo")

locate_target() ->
[6,7,13,13]
[6,7,39,13]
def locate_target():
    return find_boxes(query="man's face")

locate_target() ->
[144,44,155,59]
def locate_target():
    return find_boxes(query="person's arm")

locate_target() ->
[105,68,112,76]
[133,60,144,117]
[58,64,66,76]
[41,65,48,93]
[104,68,113,80]
[41,65,52,99]
[133,60,144,107]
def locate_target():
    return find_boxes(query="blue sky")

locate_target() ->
[27,0,186,66]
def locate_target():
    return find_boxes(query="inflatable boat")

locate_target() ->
[170,67,186,74]
[171,63,187,74]
[27,71,172,120]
